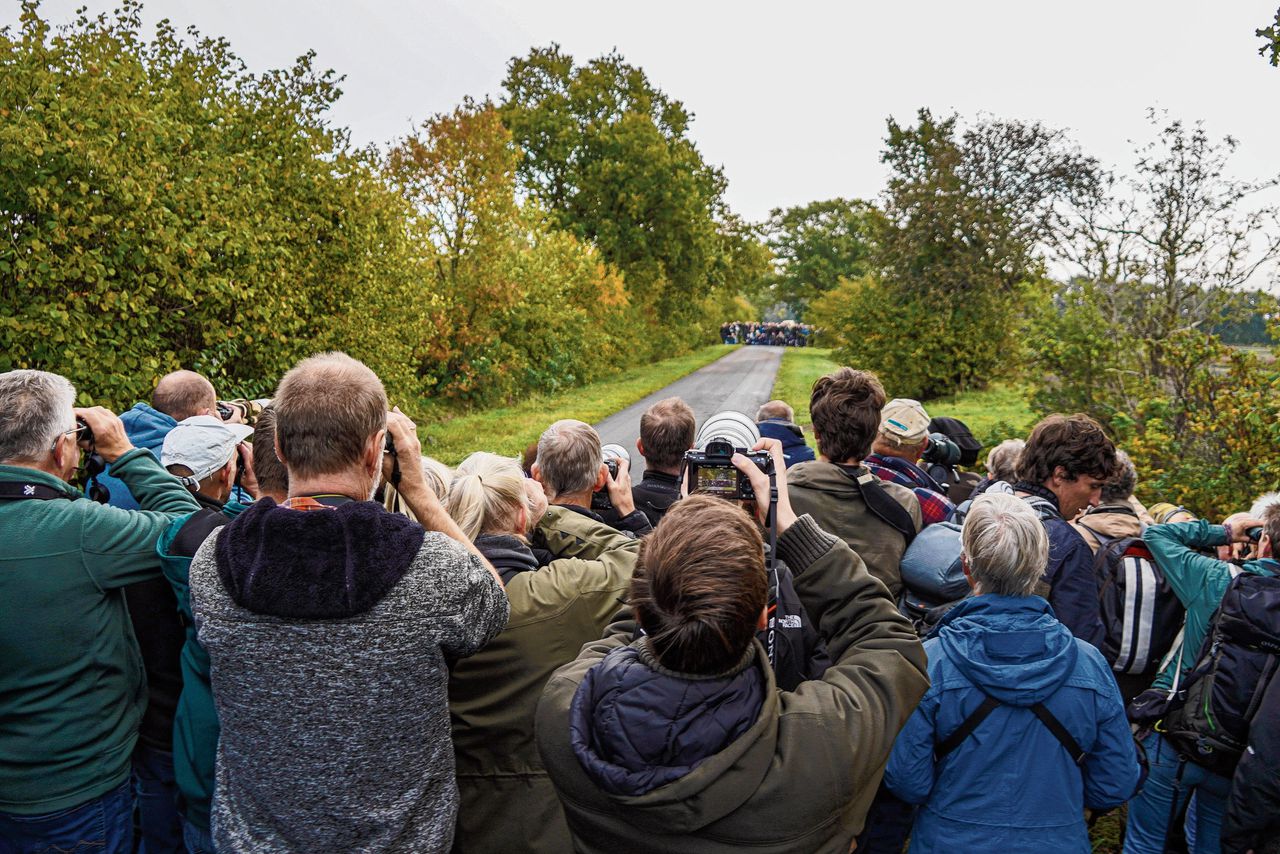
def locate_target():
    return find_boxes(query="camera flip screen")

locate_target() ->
[696,465,738,495]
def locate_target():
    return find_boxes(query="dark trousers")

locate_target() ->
[132,743,185,854]
[0,779,133,854]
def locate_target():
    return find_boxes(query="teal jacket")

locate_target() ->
[1145,520,1279,692]
[157,499,247,832]
[0,450,199,814]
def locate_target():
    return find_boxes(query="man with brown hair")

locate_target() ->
[536,440,928,852]
[187,352,509,853]
[786,368,922,598]
[1011,413,1116,649]
[631,396,696,526]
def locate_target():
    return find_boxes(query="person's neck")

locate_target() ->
[4,456,68,482]
[195,487,229,506]
[873,448,919,465]
[648,464,682,478]
[288,469,374,502]
[552,492,593,510]
[820,454,862,466]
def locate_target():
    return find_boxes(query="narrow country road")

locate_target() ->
[593,346,784,480]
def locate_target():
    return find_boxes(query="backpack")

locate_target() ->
[898,521,969,633]
[1089,532,1186,676]
[1161,572,1280,776]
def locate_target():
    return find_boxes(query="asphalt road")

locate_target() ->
[593,346,784,481]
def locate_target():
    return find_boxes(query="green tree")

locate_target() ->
[764,198,878,319]
[499,45,728,353]
[1259,7,1280,66]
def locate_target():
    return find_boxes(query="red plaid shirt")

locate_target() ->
[864,454,955,526]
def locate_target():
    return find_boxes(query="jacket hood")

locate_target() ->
[1076,508,1142,544]
[214,498,425,619]
[475,533,538,584]
[120,403,177,453]
[785,460,863,497]
[757,420,805,444]
[568,641,772,833]
[933,595,1079,706]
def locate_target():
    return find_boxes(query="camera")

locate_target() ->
[75,416,94,445]
[591,444,630,513]
[921,432,961,467]
[684,439,773,501]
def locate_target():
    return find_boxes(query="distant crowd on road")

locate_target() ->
[721,320,815,346]
[1,351,1278,854]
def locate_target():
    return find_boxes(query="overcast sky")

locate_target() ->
[6,1,1278,223]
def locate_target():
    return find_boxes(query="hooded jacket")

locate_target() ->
[189,499,509,853]
[1016,486,1107,649]
[0,450,199,815]
[1222,668,1280,854]
[449,507,638,854]
[535,515,929,853]
[786,460,922,599]
[756,419,815,468]
[97,403,176,511]
[884,595,1141,853]
[1072,503,1143,555]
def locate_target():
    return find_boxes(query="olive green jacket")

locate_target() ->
[449,506,638,853]
[0,450,199,814]
[535,515,930,853]
[786,460,922,599]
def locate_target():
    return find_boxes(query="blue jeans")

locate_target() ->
[0,779,133,853]
[182,819,216,854]
[1124,730,1231,853]
[132,743,184,854]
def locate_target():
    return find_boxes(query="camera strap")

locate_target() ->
[0,482,71,501]
[765,469,779,669]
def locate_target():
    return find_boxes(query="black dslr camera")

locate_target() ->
[684,438,773,501]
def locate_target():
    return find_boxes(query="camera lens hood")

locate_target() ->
[695,411,760,453]
[601,443,631,465]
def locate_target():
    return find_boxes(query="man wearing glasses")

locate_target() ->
[0,369,199,853]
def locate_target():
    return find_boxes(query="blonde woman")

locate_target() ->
[445,452,638,854]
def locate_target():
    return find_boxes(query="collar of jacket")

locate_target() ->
[640,470,682,490]
[866,453,945,493]
[561,503,605,523]
[475,533,539,584]
[1014,480,1061,514]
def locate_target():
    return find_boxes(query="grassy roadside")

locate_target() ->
[769,348,1036,451]
[415,345,738,465]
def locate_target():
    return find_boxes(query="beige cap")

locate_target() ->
[879,398,930,445]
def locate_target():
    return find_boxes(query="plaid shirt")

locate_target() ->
[864,454,955,526]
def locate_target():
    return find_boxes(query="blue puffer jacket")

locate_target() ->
[569,642,764,797]
[757,420,815,468]
[884,595,1140,853]
[98,404,177,511]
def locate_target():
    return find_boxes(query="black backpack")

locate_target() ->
[1088,531,1185,678]
[1161,572,1280,776]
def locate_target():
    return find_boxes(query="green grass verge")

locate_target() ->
[415,345,739,466]
[770,348,1036,451]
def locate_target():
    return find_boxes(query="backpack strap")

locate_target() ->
[934,695,1000,761]
[836,467,917,546]
[1029,702,1087,765]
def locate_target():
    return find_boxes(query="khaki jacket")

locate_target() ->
[535,515,929,853]
[449,507,638,853]
[785,460,922,598]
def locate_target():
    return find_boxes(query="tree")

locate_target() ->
[1259,7,1280,66]
[764,198,878,320]
[820,109,1100,399]
[499,45,728,353]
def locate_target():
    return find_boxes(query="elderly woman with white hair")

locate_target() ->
[884,492,1141,853]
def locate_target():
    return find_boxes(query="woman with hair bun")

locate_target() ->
[445,451,639,854]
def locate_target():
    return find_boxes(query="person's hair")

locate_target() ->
[630,495,767,675]
[0,370,76,462]
[421,456,453,501]
[272,353,387,479]
[536,419,602,498]
[1101,449,1137,504]
[1263,502,1280,548]
[446,452,526,540]
[809,367,885,463]
[755,400,794,423]
[152,370,216,420]
[639,397,696,470]
[962,492,1050,596]
[1014,414,1117,486]
[985,438,1025,483]
[1250,492,1280,520]
[521,442,538,477]
[251,407,288,498]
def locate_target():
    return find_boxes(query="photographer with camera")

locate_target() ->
[788,368,922,599]
[531,419,652,539]
[0,370,200,853]
[535,436,928,853]
[630,396,697,526]
[864,399,955,527]
[186,352,508,853]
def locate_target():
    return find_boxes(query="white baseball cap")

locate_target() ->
[161,415,253,487]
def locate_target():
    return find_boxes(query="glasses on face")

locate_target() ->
[51,423,90,452]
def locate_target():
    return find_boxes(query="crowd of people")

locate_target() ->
[1,355,1277,854]
[720,320,815,346]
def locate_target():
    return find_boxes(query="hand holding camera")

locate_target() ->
[603,446,635,516]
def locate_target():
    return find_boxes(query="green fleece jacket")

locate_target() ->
[535,515,930,853]
[449,506,638,854]
[1145,520,1278,692]
[0,450,199,814]
[785,460,922,599]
